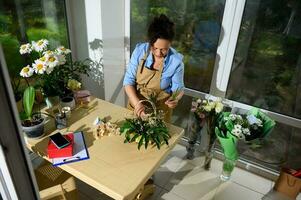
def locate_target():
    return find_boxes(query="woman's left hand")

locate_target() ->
[165,98,179,109]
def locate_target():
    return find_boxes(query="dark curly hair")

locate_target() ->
[147,14,175,46]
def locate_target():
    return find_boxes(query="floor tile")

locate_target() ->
[206,159,223,175]
[209,158,272,194]
[230,166,272,194]
[214,181,263,200]
[164,162,222,200]
[153,156,187,188]
[157,189,186,200]
[262,189,295,200]
[163,161,197,191]
[170,144,188,159]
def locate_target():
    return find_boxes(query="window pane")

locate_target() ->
[0,0,69,101]
[240,122,301,171]
[226,0,301,119]
[130,0,225,93]
[171,95,193,137]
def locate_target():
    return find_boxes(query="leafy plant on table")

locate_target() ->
[120,100,170,150]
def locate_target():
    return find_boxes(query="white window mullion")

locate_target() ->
[124,0,131,68]
[211,0,246,97]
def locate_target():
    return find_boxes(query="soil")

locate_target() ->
[21,117,43,127]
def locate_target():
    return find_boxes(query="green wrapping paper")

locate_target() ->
[215,127,238,161]
[248,108,276,138]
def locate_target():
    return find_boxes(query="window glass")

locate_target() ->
[241,121,301,171]
[0,0,69,101]
[130,0,225,93]
[226,0,301,119]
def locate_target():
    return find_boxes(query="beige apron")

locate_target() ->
[127,52,172,122]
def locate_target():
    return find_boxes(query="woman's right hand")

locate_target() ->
[134,102,146,118]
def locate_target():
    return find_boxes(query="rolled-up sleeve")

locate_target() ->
[171,61,185,92]
[123,44,142,86]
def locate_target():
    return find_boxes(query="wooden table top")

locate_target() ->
[26,98,184,200]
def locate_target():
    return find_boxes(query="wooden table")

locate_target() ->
[26,98,184,200]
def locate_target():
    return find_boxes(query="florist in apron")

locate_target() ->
[123,15,184,122]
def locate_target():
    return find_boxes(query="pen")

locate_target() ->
[63,156,81,162]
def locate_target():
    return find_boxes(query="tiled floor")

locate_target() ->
[33,144,301,200]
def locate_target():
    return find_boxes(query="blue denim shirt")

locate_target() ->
[123,42,184,93]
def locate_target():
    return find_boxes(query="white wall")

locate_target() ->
[66,0,126,106]
[101,0,126,106]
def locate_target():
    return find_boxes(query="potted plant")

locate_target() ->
[59,79,82,110]
[42,57,91,107]
[20,86,45,138]
[18,39,91,137]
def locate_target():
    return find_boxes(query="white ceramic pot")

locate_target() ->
[60,96,76,110]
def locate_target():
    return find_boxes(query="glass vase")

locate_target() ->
[45,96,60,109]
[203,121,216,170]
[203,133,216,170]
[220,158,236,181]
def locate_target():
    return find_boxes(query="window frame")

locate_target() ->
[0,44,39,200]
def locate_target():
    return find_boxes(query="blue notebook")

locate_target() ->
[52,131,89,166]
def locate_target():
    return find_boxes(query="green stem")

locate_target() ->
[25,78,30,87]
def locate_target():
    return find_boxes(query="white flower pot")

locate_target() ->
[60,96,76,110]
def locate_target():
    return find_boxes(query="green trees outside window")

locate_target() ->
[130,0,225,93]
[0,0,69,101]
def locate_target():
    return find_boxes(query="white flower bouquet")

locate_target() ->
[215,109,276,180]
[190,97,225,169]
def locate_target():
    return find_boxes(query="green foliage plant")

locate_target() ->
[21,85,44,127]
[120,100,170,150]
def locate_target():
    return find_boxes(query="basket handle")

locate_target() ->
[135,99,157,116]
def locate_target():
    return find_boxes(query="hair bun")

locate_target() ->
[147,14,175,45]
[157,14,174,26]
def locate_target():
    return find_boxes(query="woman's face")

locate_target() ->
[151,38,171,59]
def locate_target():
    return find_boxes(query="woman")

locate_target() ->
[123,14,184,122]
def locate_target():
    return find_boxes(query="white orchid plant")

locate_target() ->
[18,39,91,123]
[19,39,90,97]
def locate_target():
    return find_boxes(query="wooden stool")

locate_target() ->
[34,161,78,200]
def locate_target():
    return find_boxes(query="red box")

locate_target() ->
[47,133,74,158]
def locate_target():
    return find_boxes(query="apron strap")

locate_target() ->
[139,51,149,74]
